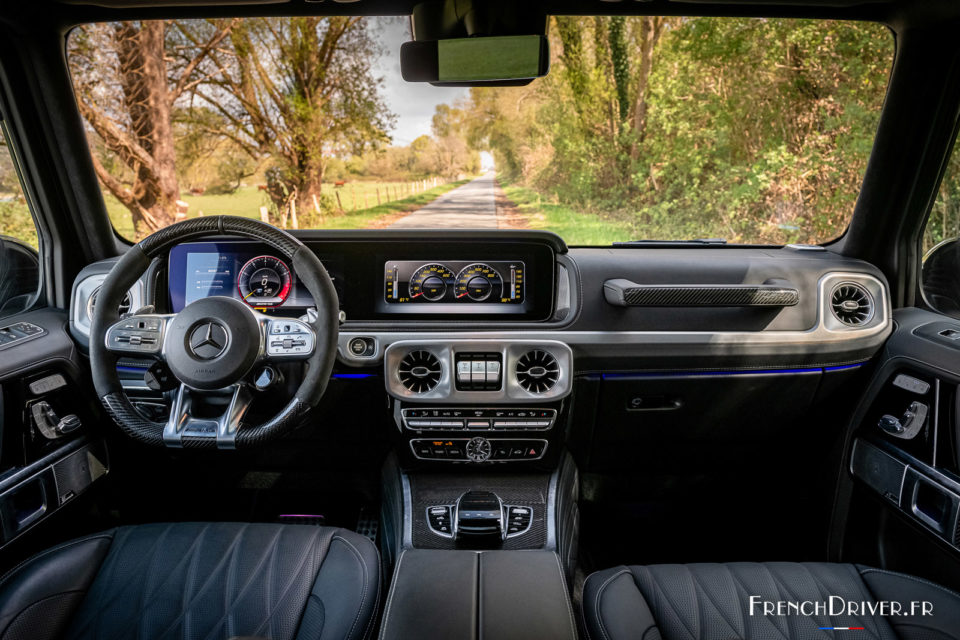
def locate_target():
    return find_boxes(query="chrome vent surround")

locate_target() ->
[87,286,132,318]
[398,350,442,393]
[515,350,560,393]
[830,282,874,327]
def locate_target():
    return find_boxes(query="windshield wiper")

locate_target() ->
[612,238,727,246]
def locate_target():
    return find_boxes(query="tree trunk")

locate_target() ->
[555,17,590,120]
[629,17,665,160]
[114,21,179,237]
[607,16,630,124]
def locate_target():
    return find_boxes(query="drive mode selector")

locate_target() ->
[465,436,492,462]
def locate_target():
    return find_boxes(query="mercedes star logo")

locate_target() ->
[188,322,228,360]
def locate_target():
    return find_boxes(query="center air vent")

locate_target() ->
[831,282,874,327]
[515,350,560,393]
[87,287,132,319]
[398,350,442,393]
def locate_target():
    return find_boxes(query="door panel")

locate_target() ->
[0,307,108,550]
[835,307,960,591]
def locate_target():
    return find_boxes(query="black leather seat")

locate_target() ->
[583,562,960,640]
[0,522,380,640]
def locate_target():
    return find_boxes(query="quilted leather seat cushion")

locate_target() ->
[0,522,380,640]
[582,562,960,640]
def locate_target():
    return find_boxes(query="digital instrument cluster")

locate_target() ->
[384,260,525,305]
[167,242,342,313]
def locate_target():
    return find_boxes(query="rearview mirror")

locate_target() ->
[400,35,549,85]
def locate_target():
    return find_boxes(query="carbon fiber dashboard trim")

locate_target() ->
[603,280,800,307]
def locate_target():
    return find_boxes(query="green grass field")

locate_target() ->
[107,179,461,239]
[500,182,635,245]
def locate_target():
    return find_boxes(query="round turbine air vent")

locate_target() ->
[830,282,874,327]
[398,350,442,393]
[516,350,560,393]
[87,287,132,319]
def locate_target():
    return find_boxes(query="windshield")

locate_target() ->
[65,16,893,245]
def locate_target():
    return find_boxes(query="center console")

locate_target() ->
[379,549,577,640]
[383,339,573,470]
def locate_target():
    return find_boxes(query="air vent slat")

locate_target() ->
[398,350,442,393]
[88,287,132,318]
[516,350,560,394]
[830,282,874,327]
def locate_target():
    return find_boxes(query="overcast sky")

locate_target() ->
[372,18,470,147]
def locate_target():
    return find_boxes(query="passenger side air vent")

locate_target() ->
[87,287,132,319]
[830,282,874,327]
[515,350,560,393]
[398,350,442,393]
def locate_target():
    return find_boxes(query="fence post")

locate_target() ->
[259,206,270,223]
[335,191,343,212]
[376,188,381,205]
[289,199,298,229]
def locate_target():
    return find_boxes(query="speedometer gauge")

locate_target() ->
[237,255,292,307]
[455,263,503,302]
[409,264,455,301]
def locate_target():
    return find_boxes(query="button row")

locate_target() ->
[411,438,546,461]
[506,505,533,537]
[404,408,555,419]
[0,321,45,348]
[402,407,556,432]
[405,418,552,431]
[455,353,502,391]
[427,505,453,536]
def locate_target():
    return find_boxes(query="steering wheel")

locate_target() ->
[89,216,339,449]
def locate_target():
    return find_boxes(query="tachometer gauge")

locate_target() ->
[455,263,503,302]
[409,264,455,301]
[237,255,292,307]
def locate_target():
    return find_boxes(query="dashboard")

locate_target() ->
[69,230,896,468]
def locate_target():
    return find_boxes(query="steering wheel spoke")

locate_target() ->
[104,313,172,357]
[163,383,253,449]
[260,316,317,362]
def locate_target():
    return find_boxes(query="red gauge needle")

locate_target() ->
[411,292,423,298]
[457,293,467,298]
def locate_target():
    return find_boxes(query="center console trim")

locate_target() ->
[384,340,574,403]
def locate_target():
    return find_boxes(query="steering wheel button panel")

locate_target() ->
[105,314,167,355]
[266,319,316,357]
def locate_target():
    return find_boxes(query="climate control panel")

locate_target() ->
[402,407,556,431]
[410,437,547,462]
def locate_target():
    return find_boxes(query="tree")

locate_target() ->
[180,17,394,223]
[69,21,231,238]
